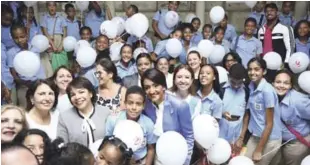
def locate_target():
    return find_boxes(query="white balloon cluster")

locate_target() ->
[109,42,124,62]
[31,35,49,53]
[165,38,183,58]
[164,11,179,28]
[13,51,41,77]
[209,6,225,24]
[263,52,283,70]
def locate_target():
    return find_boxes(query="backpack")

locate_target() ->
[218,82,250,106]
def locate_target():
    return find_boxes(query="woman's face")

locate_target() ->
[69,87,93,110]
[298,22,309,38]
[156,58,169,76]
[96,65,113,86]
[32,84,55,112]
[175,68,193,91]
[187,53,201,71]
[97,144,124,165]
[1,109,23,143]
[192,20,201,32]
[137,57,152,76]
[199,66,215,86]
[183,28,192,41]
[23,134,44,164]
[55,68,73,93]
[96,37,109,51]
[203,27,212,39]
[170,30,182,40]
[81,29,92,42]
[273,73,292,96]
[121,46,133,63]
[125,93,145,120]
[143,78,165,105]
[248,61,264,83]
[225,55,238,71]
[215,29,225,42]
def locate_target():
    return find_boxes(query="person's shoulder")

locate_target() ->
[7,46,19,55]
[140,114,154,126]
[94,104,111,115]
[228,24,236,30]
[166,92,187,106]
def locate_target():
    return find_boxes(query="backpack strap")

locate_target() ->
[77,20,82,29]
[219,82,226,100]
[233,35,240,52]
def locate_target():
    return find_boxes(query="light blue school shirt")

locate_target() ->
[1,26,16,50]
[1,44,14,89]
[219,82,247,143]
[279,12,296,27]
[115,60,138,79]
[196,89,223,120]
[40,13,67,36]
[212,38,231,54]
[247,78,282,140]
[66,18,81,40]
[180,40,196,64]
[278,89,310,141]
[80,67,98,88]
[84,9,105,38]
[223,24,237,43]
[126,35,154,52]
[248,11,266,28]
[191,32,203,46]
[6,43,46,81]
[105,111,157,160]
[154,39,170,59]
[23,19,42,42]
[231,34,263,68]
[153,9,176,36]
[295,38,310,58]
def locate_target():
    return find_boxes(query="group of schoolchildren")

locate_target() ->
[1,1,310,165]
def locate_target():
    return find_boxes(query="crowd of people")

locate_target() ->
[1,1,310,165]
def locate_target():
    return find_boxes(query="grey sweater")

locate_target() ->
[57,104,110,147]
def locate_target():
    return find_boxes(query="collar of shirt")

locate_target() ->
[13,43,39,54]
[116,60,134,70]
[22,19,36,27]
[138,74,141,86]
[280,12,293,18]
[66,17,78,23]
[76,107,95,119]
[223,81,245,91]
[46,13,60,18]
[280,90,292,106]
[197,88,216,101]
[295,38,310,45]
[240,34,255,41]
[249,78,267,92]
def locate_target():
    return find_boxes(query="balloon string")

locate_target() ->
[261,138,294,158]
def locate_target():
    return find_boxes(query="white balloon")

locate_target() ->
[63,36,77,52]
[100,21,118,39]
[111,17,126,36]
[13,51,40,77]
[209,45,226,64]
[209,6,225,24]
[298,71,310,94]
[301,155,310,165]
[208,138,232,164]
[288,52,310,74]
[229,156,254,165]
[109,42,124,62]
[185,13,197,23]
[216,66,228,84]
[89,139,103,158]
[165,38,182,58]
[133,47,148,60]
[245,1,257,8]
[31,35,49,53]
[198,40,215,58]
[164,11,179,28]
[113,120,144,152]
[193,114,219,149]
[24,1,37,7]
[75,1,89,11]
[76,46,97,68]
[125,17,133,35]
[263,52,283,70]
[74,40,91,54]
[156,131,188,165]
[130,13,149,38]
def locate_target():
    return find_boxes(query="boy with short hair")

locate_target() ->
[279,1,296,27]
[65,3,81,40]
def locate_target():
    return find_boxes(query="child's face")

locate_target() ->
[66,7,76,18]
[170,30,182,40]
[203,27,212,39]
[244,21,256,35]
[96,36,109,51]
[168,1,179,11]
[97,144,123,165]
[255,1,266,12]
[183,28,192,41]
[298,22,309,38]
[215,30,224,42]
[121,46,133,63]
[125,93,145,120]
[80,30,92,41]
[282,2,292,14]
[22,7,34,21]
[125,7,134,18]
[1,13,13,27]
[12,28,28,49]
[199,65,215,86]
[192,20,201,32]
[47,2,57,15]
[220,18,228,28]
[248,61,264,83]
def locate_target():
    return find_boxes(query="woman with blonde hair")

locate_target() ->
[1,105,28,143]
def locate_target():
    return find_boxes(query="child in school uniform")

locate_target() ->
[127,35,154,53]
[202,24,213,40]
[279,1,296,27]
[84,1,112,38]
[1,4,16,50]
[17,5,42,42]
[219,14,237,43]
[212,26,231,54]
[7,24,46,108]
[191,17,203,45]
[105,86,156,165]
[248,1,267,36]
[65,3,81,40]
[294,20,310,58]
